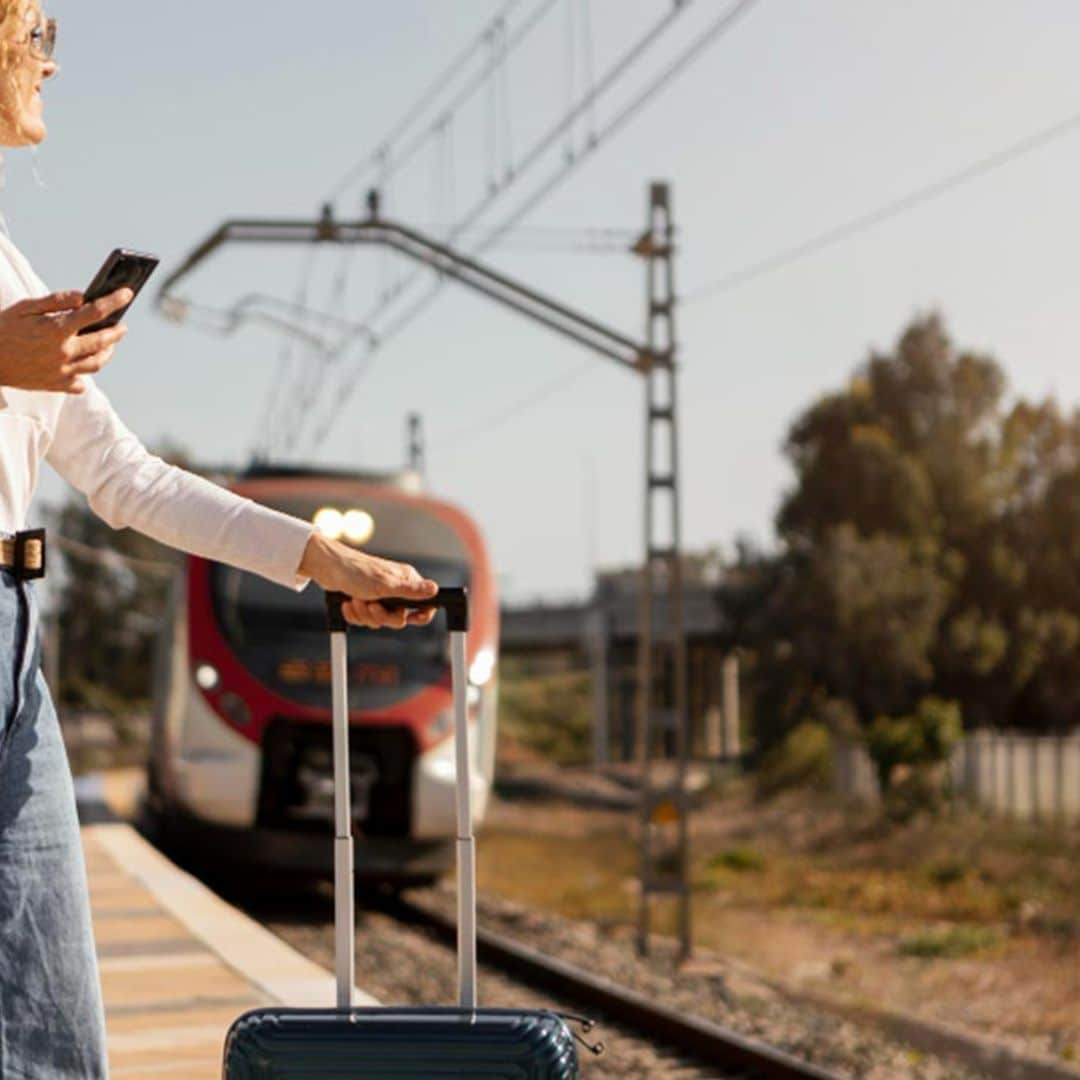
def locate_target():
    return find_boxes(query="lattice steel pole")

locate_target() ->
[634,181,690,960]
[407,412,426,478]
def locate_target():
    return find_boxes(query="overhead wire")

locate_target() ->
[268,189,378,459]
[682,105,1080,303]
[486,23,498,193]
[564,0,576,161]
[316,0,602,356]
[424,0,765,452]
[273,1,567,456]
[178,0,695,449]
[174,294,355,346]
[324,0,530,203]
[445,113,457,231]
[303,0,757,453]
[261,220,640,455]
[326,0,559,205]
[349,2,693,292]
[253,245,321,458]
[435,359,597,450]
[499,18,514,180]
[452,0,692,232]
[272,3,677,452]
[581,0,597,145]
[258,0,553,458]
[478,0,759,252]
[298,0,726,452]
[443,38,1076,452]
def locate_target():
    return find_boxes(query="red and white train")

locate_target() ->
[146,465,498,884]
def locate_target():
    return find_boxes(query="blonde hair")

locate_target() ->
[0,2,35,62]
[0,0,41,146]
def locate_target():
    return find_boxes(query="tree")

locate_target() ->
[47,443,189,712]
[733,525,948,746]
[735,313,1080,747]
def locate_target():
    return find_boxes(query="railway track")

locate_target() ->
[181,845,971,1078]
[155,833,814,1076]
[215,866,842,1079]
[382,893,838,1080]
[253,890,836,1078]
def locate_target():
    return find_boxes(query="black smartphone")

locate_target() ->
[77,248,160,336]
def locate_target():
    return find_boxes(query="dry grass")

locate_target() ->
[478,779,1080,1059]
[484,785,1080,932]
[478,826,636,923]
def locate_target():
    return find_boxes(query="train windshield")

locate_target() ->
[209,555,469,709]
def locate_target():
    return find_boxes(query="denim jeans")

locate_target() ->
[0,571,108,1078]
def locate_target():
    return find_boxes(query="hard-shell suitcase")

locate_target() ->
[222,587,582,1078]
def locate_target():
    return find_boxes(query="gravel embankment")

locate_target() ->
[439,886,997,1078]
[262,883,986,1080]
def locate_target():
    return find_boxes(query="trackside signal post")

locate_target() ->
[156,181,691,960]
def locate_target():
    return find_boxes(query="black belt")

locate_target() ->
[0,529,46,580]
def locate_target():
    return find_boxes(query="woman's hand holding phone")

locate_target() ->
[0,287,133,394]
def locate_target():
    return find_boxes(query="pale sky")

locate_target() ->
[7,1,1080,601]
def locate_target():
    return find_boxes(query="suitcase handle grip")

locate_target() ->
[325,587,469,632]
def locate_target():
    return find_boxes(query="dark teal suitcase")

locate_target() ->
[222,588,581,1078]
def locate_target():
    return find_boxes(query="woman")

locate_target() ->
[0,5,438,1076]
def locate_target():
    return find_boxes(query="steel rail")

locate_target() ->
[388,895,839,1080]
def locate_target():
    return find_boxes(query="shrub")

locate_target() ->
[709,846,767,873]
[497,668,592,766]
[756,720,832,798]
[866,697,961,794]
[897,925,1000,959]
[925,858,970,887]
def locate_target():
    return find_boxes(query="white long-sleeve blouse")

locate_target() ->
[0,230,313,589]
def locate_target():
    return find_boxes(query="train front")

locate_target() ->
[149,470,498,883]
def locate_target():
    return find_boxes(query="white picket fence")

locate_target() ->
[832,731,1080,823]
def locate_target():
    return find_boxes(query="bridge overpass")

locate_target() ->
[498,567,739,763]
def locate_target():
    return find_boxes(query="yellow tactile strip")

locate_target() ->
[82,821,379,1077]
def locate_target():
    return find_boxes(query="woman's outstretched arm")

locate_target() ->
[46,380,437,627]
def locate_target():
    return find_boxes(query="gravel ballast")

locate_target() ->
[260,882,987,1079]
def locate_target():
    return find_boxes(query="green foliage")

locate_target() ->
[897,925,1001,959]
[730,313,1080,759]
[46,443,189,711]
[924,858,970,888]
[866,697,962,794]
[708,846,766,873]
[735,525,949,749]
[756,720,832,798]
[497,665,592,766]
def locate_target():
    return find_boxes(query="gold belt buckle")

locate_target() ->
[13,528,46,581]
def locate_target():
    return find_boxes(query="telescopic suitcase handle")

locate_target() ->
[323,586,477,1011]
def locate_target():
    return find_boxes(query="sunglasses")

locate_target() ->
[28,17,56,61]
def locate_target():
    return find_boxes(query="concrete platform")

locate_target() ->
[77,773,378,1078]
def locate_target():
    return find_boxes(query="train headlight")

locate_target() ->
[313,507,375,545]
[313,507,345,540]
[194,663,220,691]
[342,509,375,545]
[468,647,495,687]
